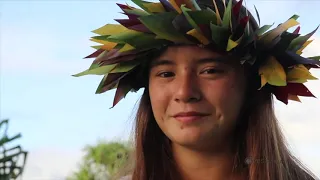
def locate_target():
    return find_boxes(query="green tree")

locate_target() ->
[67,140,132,180]
[0,119,28,180]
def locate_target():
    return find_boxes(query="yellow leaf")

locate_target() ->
[119,43,135,52]
[187,29,210,45]
[169,0,182,13]
[296,40,313,55]
[287,64,318,83]
[212,0,222,25]
[101,42,118,50]
[92,24,128,36]
[143,3,165,13]
[226,37,238,51]
[288,94,301,102]
[259,74,267,89]
[261,18,299,44]
[259,56,287,86]
[90,38,108,45]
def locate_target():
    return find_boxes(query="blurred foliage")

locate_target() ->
[67,140,132,180]
[0,119,28,180]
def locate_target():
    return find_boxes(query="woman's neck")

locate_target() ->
[171,143,245,180]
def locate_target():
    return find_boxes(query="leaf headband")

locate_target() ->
[73,0,320,108]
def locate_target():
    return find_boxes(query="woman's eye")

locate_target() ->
[157,72,175,78]
[202,68,223,74]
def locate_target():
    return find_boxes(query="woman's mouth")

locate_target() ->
[173,111,210,123]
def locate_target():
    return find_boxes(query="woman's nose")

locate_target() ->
[173,73,202,103]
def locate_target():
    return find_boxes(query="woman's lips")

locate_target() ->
[173,112,210,123]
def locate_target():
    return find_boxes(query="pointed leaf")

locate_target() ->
[261,18,299,44]
[92,24,128,36]
[226,36,238,51]
[138,12,191,43]
[253,5,260,26]
[190,0,201,10]
[222,0,233,28]
[143,2,166,13]
[287,64,318,83]
[288,94,301,102]
[72,64,117,77]
[85,49,105,59]
[168,0,182,13]
[123,8,150,16]
[288,25,319,51]
[259,56,287,86]
[296,40,313,55]
[119,43,135,52]
[181,5,200,31]
[308,56,320,60]
[187,29,209,45]
[293,26,300,34]
[111,77,132,108]
[188,9,217,25]
[159,0,176,12]
[96,73,127,94]
[131,0,150,12]
[210,22,229,47]
[110,61,140,73]
[212,0,222,25]
[232,0,243,20]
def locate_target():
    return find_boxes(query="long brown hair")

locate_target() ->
[129,84,318,180]
[116,0,318,179]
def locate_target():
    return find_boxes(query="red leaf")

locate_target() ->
[293,26,300,34]
[232,0,243,20]
[84,49,105,59]
[286,83,315,97]
[128,24,152,33]
[239,16,250,28]
[99,73,127,94]
[115,18,141,27]
[274,86,289,105]
[111,74,132,108]
[117,3,132,10]
[159,0,175,12]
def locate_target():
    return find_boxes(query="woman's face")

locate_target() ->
[148,45,247,150]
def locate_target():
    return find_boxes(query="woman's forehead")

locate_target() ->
[150,45,237,67]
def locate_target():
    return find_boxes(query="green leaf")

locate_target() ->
[123,8,150,16]
[289,14,299,20]
[308,56,320,60]
[222,0,232,28]
[181,5,200,31]
[72,64,117,77]
[138,12,191,43]
[261,18,299,44]
[110,61,140,73]
[288,25,319,51]
[92,24,128,36]
[91,45,103,50]
[256,23,274,36]
[253,5,260,26]
[190,0,201,10]
[188,9,217,25]
[107,30,167,49]
[210,22,229,47]
[131,0,150,12]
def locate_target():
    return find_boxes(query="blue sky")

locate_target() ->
[0,0,319,179]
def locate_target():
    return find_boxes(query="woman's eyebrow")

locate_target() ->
[150,59,175,69]
[150,56,230,68]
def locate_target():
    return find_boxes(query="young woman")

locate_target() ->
[74,0,320,179]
